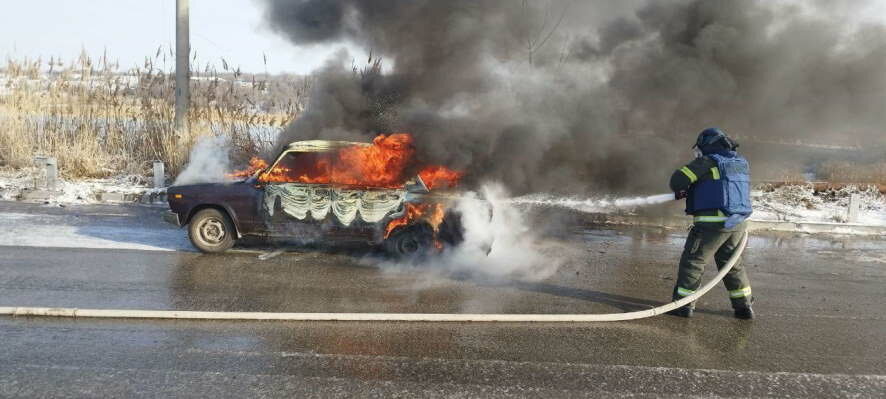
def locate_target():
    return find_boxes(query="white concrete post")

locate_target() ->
[33,156,47,189]
[153,161,166,188]
[847,194,861,223]
[45,157,58,192]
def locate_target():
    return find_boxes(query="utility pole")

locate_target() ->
[175,0,190,132]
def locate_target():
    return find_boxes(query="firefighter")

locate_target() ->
[668,128,754,319]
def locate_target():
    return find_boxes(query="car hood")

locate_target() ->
[167,180,252,196]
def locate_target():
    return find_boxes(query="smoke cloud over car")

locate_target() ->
[260,0,886,195]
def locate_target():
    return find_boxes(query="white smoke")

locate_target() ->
[173,136,232,186]
[424,183,568,281]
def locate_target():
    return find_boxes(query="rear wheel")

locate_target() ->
[384,224,434,258]
[188,208,236,253]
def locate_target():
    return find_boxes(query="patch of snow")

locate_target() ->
[0,167,160,204]
[752,184,886,226]
[0,168,36,200]
[54,175,153,203]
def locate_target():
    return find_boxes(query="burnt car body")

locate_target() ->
[166,140,463,255]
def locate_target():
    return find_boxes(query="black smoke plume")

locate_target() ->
[261,0,886,194]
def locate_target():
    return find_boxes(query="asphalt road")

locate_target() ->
[0,201,884,397]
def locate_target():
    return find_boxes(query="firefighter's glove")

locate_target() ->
[675,190,689,200]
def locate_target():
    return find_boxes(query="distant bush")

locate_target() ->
[818,161,886,185]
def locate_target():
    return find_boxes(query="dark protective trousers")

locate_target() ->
[672,222,753,310]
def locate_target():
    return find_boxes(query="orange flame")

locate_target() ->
[229,133,463,190]
[227,157,270,179]
[418,165,464,190]
[384,202,445,240]
[331,133,414,187]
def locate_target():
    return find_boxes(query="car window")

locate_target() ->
[273,152,334,184]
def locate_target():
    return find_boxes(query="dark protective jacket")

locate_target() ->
[670,151,752,225]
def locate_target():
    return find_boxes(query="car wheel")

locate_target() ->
[188,208,236,253]
[437,211,465,247]
[384,224,434,258]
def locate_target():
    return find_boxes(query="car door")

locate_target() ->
[326,184,407,242]
[261,151,332,239]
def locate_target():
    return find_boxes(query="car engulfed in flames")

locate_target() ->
[166,134,466,256]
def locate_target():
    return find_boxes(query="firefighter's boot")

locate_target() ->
[734,306,754,320]
[666,305,694,318]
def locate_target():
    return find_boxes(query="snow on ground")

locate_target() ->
[752,184,886,226]
[0,168,36,201]
[0,167,161,203]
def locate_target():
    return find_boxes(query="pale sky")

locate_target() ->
[0,0,355,75]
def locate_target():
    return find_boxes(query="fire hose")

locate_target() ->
[0,232,747,322]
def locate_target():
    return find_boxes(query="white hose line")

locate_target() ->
[0,232,747,322]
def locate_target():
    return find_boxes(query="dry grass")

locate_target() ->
[0,51,309,178]
[818,161,886,185]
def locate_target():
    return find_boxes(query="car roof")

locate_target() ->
[284,140,369,153]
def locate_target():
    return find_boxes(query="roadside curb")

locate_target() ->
[97,190,167,204]
[10,188,167,205]
[748,220,886,236]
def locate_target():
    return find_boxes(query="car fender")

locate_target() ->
[185,204,243,239]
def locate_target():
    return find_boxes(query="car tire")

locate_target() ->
[384,223,434,258]
[437,211,465,247]
[188,208,236,253]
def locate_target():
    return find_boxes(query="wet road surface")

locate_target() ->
[1,201,884,397]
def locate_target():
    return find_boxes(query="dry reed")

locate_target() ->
[818,161,886,185]
[0,50,309,178]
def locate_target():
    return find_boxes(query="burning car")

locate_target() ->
[165,134,466,256]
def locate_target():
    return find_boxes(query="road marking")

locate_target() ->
[258,249,285,260]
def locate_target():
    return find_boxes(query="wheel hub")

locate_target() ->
[399,237,419,254]
[199,218,226,244]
